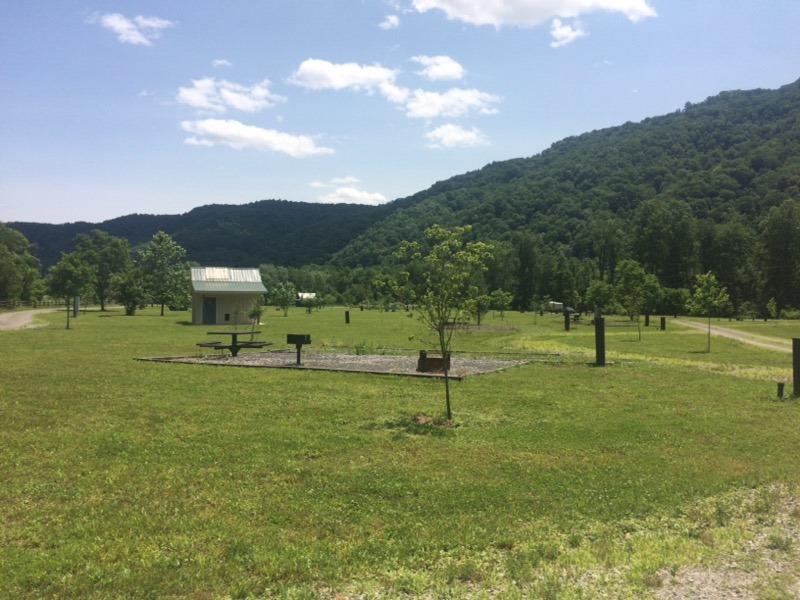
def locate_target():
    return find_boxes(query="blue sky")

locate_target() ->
[1,1,799,223]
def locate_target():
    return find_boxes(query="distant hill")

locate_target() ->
[333,78,800,266]
[8,78,800,278]
[10,200,390,268]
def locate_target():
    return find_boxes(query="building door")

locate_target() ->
[202,297,216,325]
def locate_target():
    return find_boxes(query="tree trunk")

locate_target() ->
[160,302,165,316]
[65,299,70,330]
[439,328,452,421]
[100,297,106,311]
[707,317,712,353]
[637,316,642,341]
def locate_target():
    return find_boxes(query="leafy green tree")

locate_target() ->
[489,289,514,319]
[0,224,41,303]
[137,231,188,316]
[74,230,131,310]
[687,272,732,353]
[270,281,296,316]
[760,200,800,313]
[393,225,493,420]
[585,280,617,315]
[615,260,660,340]
[47,253,92,329]
[466,292,492,326]
[631,199,696,288]
[111,267,146,316]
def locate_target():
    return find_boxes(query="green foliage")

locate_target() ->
[269,281,296,316]
[615,260,661,340]
[47,252,93,328]
[137,231,188,316]
[0,224,41,302]
[489,289,514,319]
[111,267,146,316]
[687,272,732,352]
[393,225,493,419]
[74,229,131,310]
[585,280,617,314]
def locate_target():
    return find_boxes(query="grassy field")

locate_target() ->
[2,307,800,598]
[683,317,800,342]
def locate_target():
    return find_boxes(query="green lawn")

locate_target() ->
[2,308,799,598]
[683,316,800,342]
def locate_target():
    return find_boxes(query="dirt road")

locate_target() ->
[674,319,792,353]
[0,309,55,331]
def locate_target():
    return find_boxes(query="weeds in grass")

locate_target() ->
[766,532,792,552]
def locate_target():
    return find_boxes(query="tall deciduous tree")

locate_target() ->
[687,272,731,353]
[74,230,131,311]
[760,200,800,313]
[47,252,92,329]
[615,259,660,341]
[0,224,41,303]
[394,225,493,420]
[137,231,187,316]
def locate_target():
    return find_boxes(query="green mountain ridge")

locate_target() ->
[7,77,800,282]
[333,78,800,266]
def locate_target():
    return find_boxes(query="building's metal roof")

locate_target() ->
[191,267,266,294]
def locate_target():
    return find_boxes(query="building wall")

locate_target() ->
[191,293,261,325]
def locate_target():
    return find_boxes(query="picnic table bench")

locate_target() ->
[198,331,272,357]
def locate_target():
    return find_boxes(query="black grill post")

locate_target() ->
[595,316,606,367]
[644,314,650,327]
[345,310,350,324]
[793,338,800,398]
[564,311,571,332]
[660,316,666,331]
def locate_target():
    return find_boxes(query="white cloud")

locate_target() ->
[425,123,488,148]
[289,59,409,103]
[289,58,499,120]
[318,187,387,205]
[411,0,656,26]
[310,176,361,188]
[181,119,333,158]
[405,88,499,119]
[379,14,400,29]
[411,55,465,81]
[212,58,233,68]
[88,12,175,46]
[549,18,586,47]
[177,78,285,113]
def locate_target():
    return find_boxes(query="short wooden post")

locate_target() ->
[345,310,350,324]
[595,316,606,367]
[793,339,800,398]
[564,311,571,332]
[660,316,666,331]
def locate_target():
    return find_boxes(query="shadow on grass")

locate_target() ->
[371,414,458,437]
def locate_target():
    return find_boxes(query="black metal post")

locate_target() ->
[296,344,302,366]
[595,316,606,367]
[660,316,666,331]
[793,339,800,398]
[345,310,350,324]
[644,314,650,327]
[564,311,570,332]
[778,382,785,400]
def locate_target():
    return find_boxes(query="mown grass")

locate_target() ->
[684,316,800,342]
[1,307,799,598]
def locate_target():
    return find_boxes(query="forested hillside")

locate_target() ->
[335,78,800,270]
[10,200,388,268]
[6,78,800,313]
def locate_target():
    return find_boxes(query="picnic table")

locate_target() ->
[199,330,271,357]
